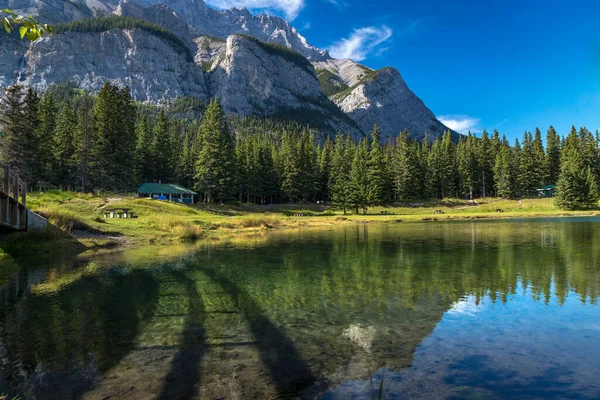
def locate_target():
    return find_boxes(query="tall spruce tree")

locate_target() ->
[75,95,94,192]
[52,100,77,188]
[546,125,561,184]
[90,83,136,191]
[366,125,386,206]
[194,98,236,203]
[493,136,513,198]
[555,127,598,210]
[392,131,421,201]
[37,92,57,183]
[135,116,155,184]
[457,133,479,199]
[153,110,174,182]
[349,137,369,214]
[0,85,29,181]
[329,133,354,214]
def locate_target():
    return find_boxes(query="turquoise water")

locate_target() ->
[0,219,599,399]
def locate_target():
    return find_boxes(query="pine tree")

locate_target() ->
[90,83,136,190]
[476,129,494,198]
[52,101,77,188]
[555,127,598,210]
[349,138,370,214]
[0,85,28,180]
[366,125,386,206]
[493,136,513,198]
[329,133,354,214]
[75,95,94,192]
[441,130,457,198]
[280,130,302,202]
[317,138,332,202]
[22,88,42,186]
[153,110,174,182]
[194,98,237,203]
[457,133,479,199]
[392,131,421,201]
[37,92,57,183]
[135,116,155,184]
[546,126,561,184]
[585,167,599,207]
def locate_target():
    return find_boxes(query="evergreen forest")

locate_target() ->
[0,82,598,211]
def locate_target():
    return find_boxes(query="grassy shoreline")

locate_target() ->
[2,191,599,255]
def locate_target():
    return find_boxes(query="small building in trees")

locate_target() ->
[137,183,197,204]
[537,185,556,198]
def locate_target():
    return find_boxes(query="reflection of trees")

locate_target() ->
[0,220,598,398]
[0,266,159,399]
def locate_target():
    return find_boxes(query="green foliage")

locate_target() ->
[89,82,137,191]
[555,127,599,210]
[331,68,382,101]
[52,100,78,187]
[349,137,370,214]
[2,9,53,40]
[317,69,349,97]
[546,125,561,184]
[329,133,355,214]
[2,78,600,211]
[235,34,314,74]
[201,61,213,73]
[493,136,514,198]
[53,16,193,62]
[194,98,237,203]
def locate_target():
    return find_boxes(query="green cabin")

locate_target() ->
[137,183,197,204]
[537,185,556,198]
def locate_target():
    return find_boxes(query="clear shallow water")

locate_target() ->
[0,219,599,399]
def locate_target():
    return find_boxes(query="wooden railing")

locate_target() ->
[0,163,27,231]
[0,163,26,207]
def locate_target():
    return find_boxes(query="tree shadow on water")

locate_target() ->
[0,266,160,400]
[198,266,316,397]
[158,270,206,400]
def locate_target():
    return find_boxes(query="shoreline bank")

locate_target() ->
[2,192,599,255]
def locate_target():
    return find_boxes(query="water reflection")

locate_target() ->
[0,219,598,399]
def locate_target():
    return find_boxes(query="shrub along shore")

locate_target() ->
[2,191,598,255]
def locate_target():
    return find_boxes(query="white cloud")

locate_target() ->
[323,0,348,7]
[205,0,305,20]
[328,26,393,62]
[438,115,481,134]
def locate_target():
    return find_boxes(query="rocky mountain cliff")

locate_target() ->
[0,0,455,140]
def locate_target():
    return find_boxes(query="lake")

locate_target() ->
[1,218,599,399]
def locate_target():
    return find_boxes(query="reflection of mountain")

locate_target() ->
[0,220,599,398]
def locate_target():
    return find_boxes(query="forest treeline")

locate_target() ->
[0,82,598,211]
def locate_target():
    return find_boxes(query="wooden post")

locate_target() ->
[12,173,18,201]
[2,165,9,195]
[21,181,26,208]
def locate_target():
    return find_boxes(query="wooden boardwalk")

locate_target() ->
[0,163,27,232]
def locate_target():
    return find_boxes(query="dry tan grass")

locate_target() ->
[151,215,205,241]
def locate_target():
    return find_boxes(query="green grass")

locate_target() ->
[7,191,598,255]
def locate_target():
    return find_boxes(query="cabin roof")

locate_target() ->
[137,183,197,195]
[538,185,556,191]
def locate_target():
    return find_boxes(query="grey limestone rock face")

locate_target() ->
[0,0,455,140]
[208,35,360,137]
[20,29,209,102]
[333,68,454,141]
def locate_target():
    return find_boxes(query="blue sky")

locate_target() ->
[206,0,600,141]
